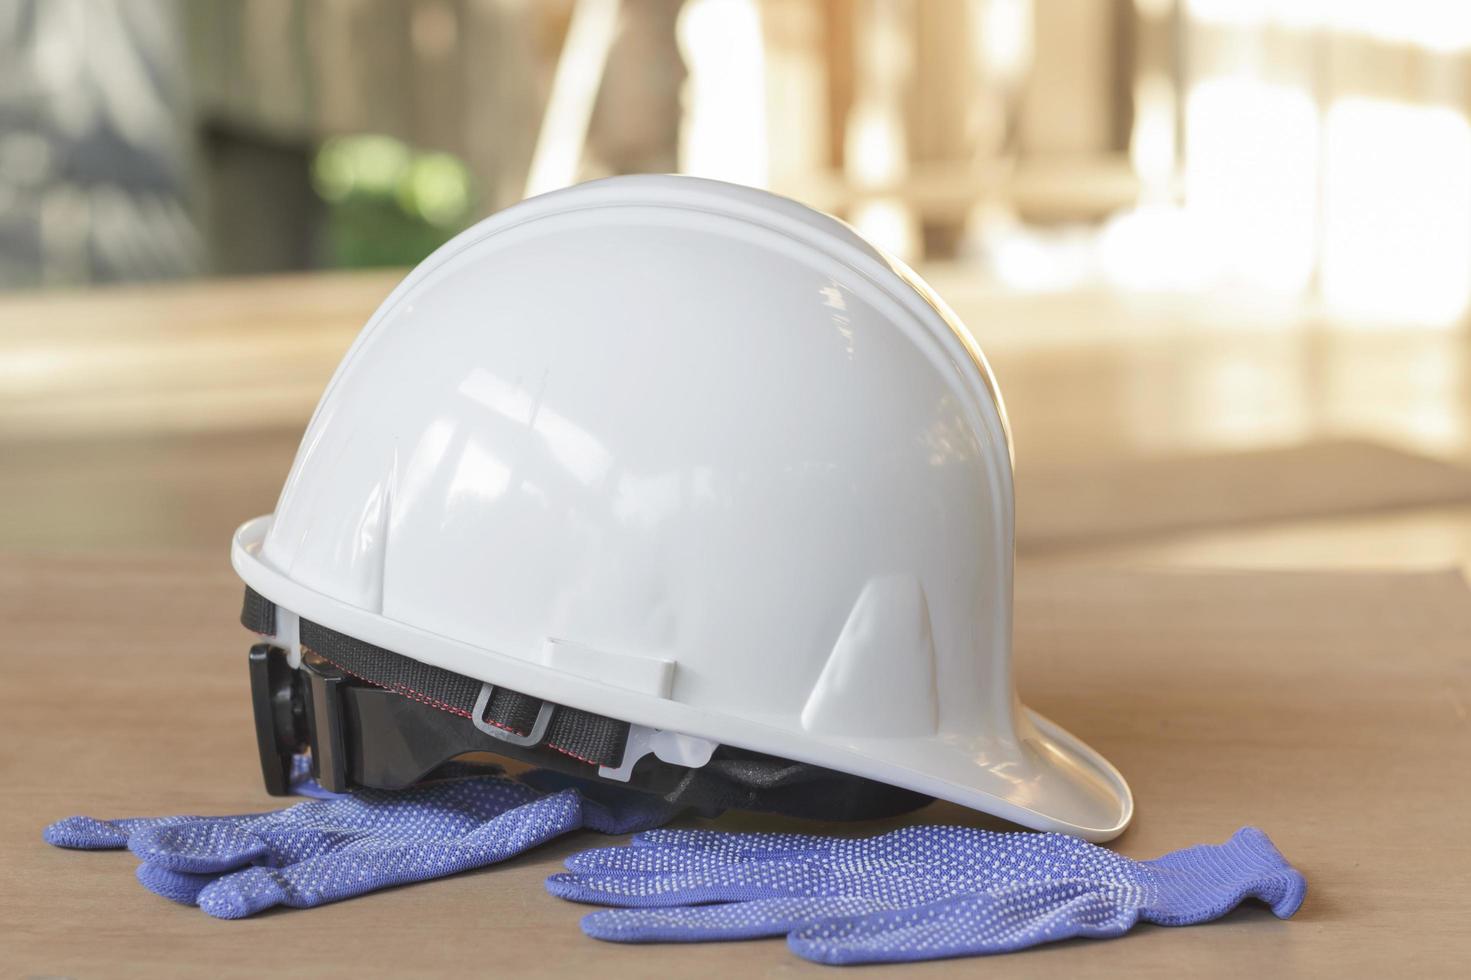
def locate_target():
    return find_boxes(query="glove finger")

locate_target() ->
[1142,826,1307,924]
[788,882,1138,965]
[637,825,1120,871]
[133,773,549,875]
[547,869,778,907]
[547,855,907,907]
[136,862,219,906]
[137,818,393,873]
[196,789,586,919]
[580,896,891,943]
[564,845,754,874]
[563,844,983,883]
[573,831,1069,879]
[43,761,338,852]
[196,866,292,919]
[44,814,207,850]
[556,844,1118,910]
[630,828,844,858]
[629,826,1003,861]
[128,820,277,873]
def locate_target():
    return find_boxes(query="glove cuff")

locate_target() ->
[1142,826,1306,924]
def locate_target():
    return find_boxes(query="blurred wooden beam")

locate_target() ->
[778,152,1143,223]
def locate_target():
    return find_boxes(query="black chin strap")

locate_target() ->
[242,586,629,768]
[241,586,933,820]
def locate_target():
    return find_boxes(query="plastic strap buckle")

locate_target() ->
[471,683,556,747]
[301,658,349,792]
[248,642,304,795]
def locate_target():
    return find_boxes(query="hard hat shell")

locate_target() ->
[232,175,1132,841]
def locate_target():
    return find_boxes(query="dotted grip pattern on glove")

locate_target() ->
[546,824,1307,965]
[44,764,681,919]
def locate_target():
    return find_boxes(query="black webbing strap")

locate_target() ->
[238,588,935,820]
[241,586,276,635]
[240,589,629,767]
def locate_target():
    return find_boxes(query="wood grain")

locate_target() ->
[6,270,1471,974]
[3,555,1469,976]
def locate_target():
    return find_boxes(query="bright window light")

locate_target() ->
[677,0,768,187]
[1321,98,1471,327]
[1184,77,1319,293]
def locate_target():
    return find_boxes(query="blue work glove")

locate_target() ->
[546,824,1307,965]
[43,753,341,853]
[45,763,680,919]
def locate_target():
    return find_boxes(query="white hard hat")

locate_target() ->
[233,174,1132,841]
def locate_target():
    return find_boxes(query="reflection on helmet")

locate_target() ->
[234,175,1132,841]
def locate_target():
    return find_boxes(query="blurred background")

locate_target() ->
[7,0,1471,570]
[8,0,1471,318]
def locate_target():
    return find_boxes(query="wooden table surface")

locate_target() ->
[3,270,1470,976]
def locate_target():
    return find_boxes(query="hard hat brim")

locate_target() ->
[234,515,1131,841]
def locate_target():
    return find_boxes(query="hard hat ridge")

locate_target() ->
[801,573,938,737]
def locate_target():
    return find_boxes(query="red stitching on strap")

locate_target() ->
[303,645,591,757]
[550,743,600,766]
[305,646,474,720]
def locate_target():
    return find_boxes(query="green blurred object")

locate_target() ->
[312,135,475,268]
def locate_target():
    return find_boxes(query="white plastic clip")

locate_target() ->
[266,607,303,668]
[598,724,718,782]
